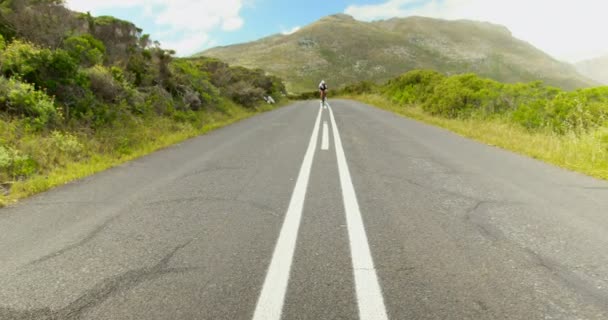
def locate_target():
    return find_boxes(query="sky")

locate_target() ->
[65,0,608,63]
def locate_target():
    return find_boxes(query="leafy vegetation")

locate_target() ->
[201,14,595,93]
[0,0,286,205]
[340,70,608,179]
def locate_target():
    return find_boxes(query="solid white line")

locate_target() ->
[252,105,323,320]
[328,104,389,320]
[321,121,330,150]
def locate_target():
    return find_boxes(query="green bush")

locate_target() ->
[0,77,58,128]
[348,69,608,135]
[512,100,546,129]
[143,85,174,115]
[339,81,378,95]
[0,40,41,77]
[0,40,81,106]
[225,81,265,108]
[384,70,444,105]
[64,34,106,67]
[192,57,285,105]
[50,131,84,158]
[84,65,125,103]
[0,145,38,181]
[421,74,491,117]
[544,91,608,133]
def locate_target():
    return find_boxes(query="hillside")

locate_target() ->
[576,55,608,85]
[200,14,595,92]
[0,0,285,204]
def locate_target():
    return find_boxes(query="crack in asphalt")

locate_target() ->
[464,200,507,243]
[25,216,118,268]
[1,241,195,320]
[185,165,246,178]
[464,200,608,310]
[523,247,608,310]
[143,196,279,217]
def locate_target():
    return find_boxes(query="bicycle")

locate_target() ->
[320,90,327,107]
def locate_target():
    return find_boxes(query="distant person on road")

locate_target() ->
[319,80,328,104]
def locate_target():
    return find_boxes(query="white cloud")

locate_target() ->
[281,26,301,35]
[66,0,245,56]
[345,0,608,62]
[160,33,210,55]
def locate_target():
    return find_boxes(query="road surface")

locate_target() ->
[1,100,608,319]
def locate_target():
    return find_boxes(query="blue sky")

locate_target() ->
[66,0,608,62]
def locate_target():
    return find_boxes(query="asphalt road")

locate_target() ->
[1,99,608,320]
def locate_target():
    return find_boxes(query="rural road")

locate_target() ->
[1,100,608,319]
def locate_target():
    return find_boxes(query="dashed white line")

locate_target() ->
[328,104,389,320]
[252,105,323,320]
[322,121,330,151]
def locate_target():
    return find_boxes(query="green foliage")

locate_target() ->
[64,34,106,67]
[338,80,378,95]
[350,69,608,135]
[0,40,81,105]
[384,70,445,105]
[225,81,265,108]
[0,145,38,181]
[421,74,502,118]
[0,76,57,128]
[50,131,84,158]
[173,57,285,109]
[84,65,126,103]
[0,4,288,196]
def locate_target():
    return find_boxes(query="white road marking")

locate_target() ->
[252,105,323,320]
[328,104,389,320]
[322,121,330,150]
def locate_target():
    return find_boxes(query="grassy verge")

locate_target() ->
[0,100,286,207]
[346,94,608,180]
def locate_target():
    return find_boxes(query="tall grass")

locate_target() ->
[0,100,282,207]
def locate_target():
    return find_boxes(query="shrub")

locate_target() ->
[0,40,81,106]
[143,85,174,115]
[544,91,608,133]
[64,34,106,67]
[225,81,265,108]
[384,70,445,105]
[422,74,487,117]
[378,70,608,135]
[512,100,547,130]
[0,145,38,181]
[0,40,41,77]
[339,81,377,95]
[0,77,58,128]
[50,131,84,159]
[84,65,127,103]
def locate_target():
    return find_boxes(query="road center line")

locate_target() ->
[252,105,323,320]
[328,104,389,320]
[322,121,330,150]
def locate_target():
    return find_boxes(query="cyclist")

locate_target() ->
[319,80,328,104]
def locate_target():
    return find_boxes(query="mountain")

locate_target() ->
[199,14,595,92]
[576,55,608,85]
